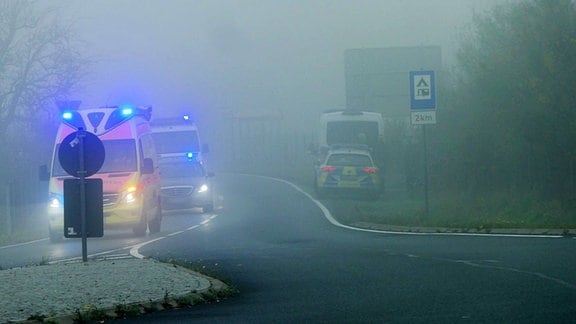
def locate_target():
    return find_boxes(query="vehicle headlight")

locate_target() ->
[197,184,209,193]
[125,192,137,203]
[124,186,138,203]
[49,195,62,208]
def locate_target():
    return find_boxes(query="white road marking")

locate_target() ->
[130,214,218,258]
[252,174,566,239]
[0,238,48,250]
[0,215,218,262]
[454,259,576,290]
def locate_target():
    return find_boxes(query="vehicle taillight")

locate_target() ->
[322,166,336,172]
[363,167,377,174]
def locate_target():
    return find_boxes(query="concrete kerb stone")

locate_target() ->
[351,221,576,236]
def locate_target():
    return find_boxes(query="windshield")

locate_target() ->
[52,139,137,176]
[159,162,205,178]
[152,131,200,154]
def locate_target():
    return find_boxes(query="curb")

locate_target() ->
[350,221,576,237]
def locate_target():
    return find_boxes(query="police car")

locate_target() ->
[314,145,381,200]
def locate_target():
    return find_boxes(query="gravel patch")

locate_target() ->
[0,257,211,322]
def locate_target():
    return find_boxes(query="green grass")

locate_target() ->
[294,178,576,230]
[341,191,576,230]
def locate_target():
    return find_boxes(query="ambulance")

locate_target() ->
[150,115,208,163]
[150,115,215,213]
[41,105,162,242]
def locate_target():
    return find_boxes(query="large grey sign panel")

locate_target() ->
[345,46,442,118]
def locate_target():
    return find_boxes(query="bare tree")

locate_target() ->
[0,0,90,180]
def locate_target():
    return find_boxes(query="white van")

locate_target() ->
[41,105,162,242]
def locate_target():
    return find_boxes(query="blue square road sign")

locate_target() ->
[410,70,436,110]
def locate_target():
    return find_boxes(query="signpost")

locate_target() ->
[410,70,436,217]
[410,70,436,122]
[58,128,105,262]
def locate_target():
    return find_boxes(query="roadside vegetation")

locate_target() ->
[335,192,576,231]
[421,0,576,230]
[0,0,92,246]
[211,0,576,232]
[310,0,576,232]
[2,0,576,245]
[414,0,576,231]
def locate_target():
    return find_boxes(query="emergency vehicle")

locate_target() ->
[319,110,384,153]
[150,115,208,163]
[42,105,162,242]
[314,144,381,200]
[151,115,214,213]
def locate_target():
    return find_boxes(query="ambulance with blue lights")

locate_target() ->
[42,105,163,242]
[150,115,208,163]
[150,115,215,213]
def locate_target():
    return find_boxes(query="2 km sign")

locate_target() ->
[409,70,436,125]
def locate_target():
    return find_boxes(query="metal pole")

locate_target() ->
[423,125,429,218]
[78,128,88,262]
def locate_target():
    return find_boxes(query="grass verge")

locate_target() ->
[335,191,576,231]
[296,180,576,231]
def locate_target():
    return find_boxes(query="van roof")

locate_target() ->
[58,106,152,137]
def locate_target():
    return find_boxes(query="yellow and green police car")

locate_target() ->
[314,146,381,200]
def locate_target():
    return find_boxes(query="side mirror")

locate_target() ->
[141,158,154,174]
[39,165,50,181]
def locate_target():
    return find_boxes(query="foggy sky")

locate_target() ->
[55,0,507,121]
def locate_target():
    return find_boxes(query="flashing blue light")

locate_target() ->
[186,152,200,162]
[183,115,190,121]
[121,107,134,116]
[62,111,73,120]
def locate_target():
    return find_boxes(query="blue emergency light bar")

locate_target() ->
[62,111,73,120]
[121,106,134,116]
[61,110,86,130]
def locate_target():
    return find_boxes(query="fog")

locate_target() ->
[30,0,511,179]
[56,0,503,119]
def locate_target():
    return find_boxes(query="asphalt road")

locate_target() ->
[123,174,576,323]
[2,173,575,323]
